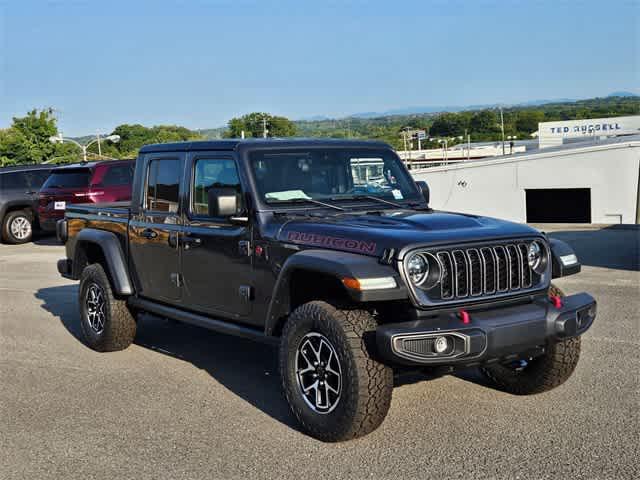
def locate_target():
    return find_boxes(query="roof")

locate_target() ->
[0,164,54,173]
[138,138,391,153]
[52,158,134,171]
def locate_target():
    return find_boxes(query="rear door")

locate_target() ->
[128,154,184,302]
[180,152,253,320]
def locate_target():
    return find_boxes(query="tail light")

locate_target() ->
[73,191,104,198]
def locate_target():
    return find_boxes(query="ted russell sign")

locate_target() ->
[538,115,640,148]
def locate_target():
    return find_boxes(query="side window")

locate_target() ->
[0,172,29,190]
[101,164,134,186]
[191,158,241,217]
[145,159,181,213]
[27,170,52,189]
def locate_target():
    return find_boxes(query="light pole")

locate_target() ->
[437,138,449,162]
[499,107,506,155]
[49,134,120,162]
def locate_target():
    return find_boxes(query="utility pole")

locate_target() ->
[466,129,471,161]
[96,132,102,157]
[262,116,268,138]
[499,107,505,155]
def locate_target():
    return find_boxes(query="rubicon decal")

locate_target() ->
[287,231,376,254]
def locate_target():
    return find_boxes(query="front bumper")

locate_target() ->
[376,293,596,367]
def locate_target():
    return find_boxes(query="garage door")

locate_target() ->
[525,188,591,223]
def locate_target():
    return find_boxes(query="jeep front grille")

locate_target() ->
[402,240,549,307]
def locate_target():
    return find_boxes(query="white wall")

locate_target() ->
[411,140,640,224]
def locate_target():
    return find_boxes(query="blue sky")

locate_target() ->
[1,0,637,136]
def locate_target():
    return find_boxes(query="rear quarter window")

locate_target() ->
[97,164,134,187]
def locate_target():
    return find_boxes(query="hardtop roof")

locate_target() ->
[138,138,391,154]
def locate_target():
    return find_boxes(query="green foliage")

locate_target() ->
[224,112,297,138]
[0,108,62,166]
[86,124,203,159]
[2,97,637,166]
[293,96,640,148]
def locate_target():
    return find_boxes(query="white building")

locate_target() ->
[412,135,640,224]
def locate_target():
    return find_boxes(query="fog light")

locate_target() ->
[434,336,449,354]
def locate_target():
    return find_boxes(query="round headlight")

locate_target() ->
[407,253,429,285]
[528,241,542,270]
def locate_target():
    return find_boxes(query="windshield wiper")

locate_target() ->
[330,194,404,209]
[267,197,345,211]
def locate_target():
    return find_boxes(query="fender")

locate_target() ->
[549,238,581,278]
[0,200,36,224]
[264,249,407,336]
[73,229,134,295]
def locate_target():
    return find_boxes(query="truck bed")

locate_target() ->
[65,201,131,216]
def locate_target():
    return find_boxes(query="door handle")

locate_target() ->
[140,228,158,239]
[181,235,202,250]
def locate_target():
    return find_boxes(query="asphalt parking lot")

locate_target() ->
[1,226,638,479]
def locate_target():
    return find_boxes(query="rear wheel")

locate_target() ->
[481,283,581,394]
[2,210,33,244]
[280,301,393,442]
[79,263,137,352]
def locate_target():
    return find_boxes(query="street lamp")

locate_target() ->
[49,134,120,162]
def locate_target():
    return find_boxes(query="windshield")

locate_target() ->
[42,168,92,189]
[249,149,421,207]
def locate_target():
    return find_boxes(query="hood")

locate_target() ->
[267,210,541,259]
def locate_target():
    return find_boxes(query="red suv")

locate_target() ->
[38,159,134,231]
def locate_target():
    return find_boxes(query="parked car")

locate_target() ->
[38,159,134,232]
[56,140,596,442]
[0,164,54,244]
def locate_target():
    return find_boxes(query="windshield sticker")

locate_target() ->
[287,231,376,254]
[266,190,310,201]
[392,189,403,200]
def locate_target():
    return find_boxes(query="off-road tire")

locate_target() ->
[481,283,581,395]
[79,263,136,352]
[1,209,33,244]
[280,301,393,442]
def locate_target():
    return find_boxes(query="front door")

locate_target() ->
[180,153,253,320]
[129,155,184,303]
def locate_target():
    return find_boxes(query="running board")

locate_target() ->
[127,297,276,345]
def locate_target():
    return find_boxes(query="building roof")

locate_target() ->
[139,138,391,153]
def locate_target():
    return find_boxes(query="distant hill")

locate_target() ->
[607,91,638,98]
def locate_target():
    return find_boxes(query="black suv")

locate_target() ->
[56,139,596,441]
[0,164,53,244]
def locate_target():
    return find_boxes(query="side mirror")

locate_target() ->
[208,187,239,217]
[415,180,430,205]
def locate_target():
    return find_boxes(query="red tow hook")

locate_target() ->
[458,309,471,324]
[550,295,563,309]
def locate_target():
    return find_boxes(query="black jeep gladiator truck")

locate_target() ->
[56,139,596,441]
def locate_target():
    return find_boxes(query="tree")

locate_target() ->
[430,112,469,137]
[224,112,296,138]
[86,124,203,159]
[515,110,544,134]
[470,110,500,134]
[0,108,60,165]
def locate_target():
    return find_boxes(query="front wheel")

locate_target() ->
[279,301,393,442]
[481,283,581,394]
[2,210,33,244]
